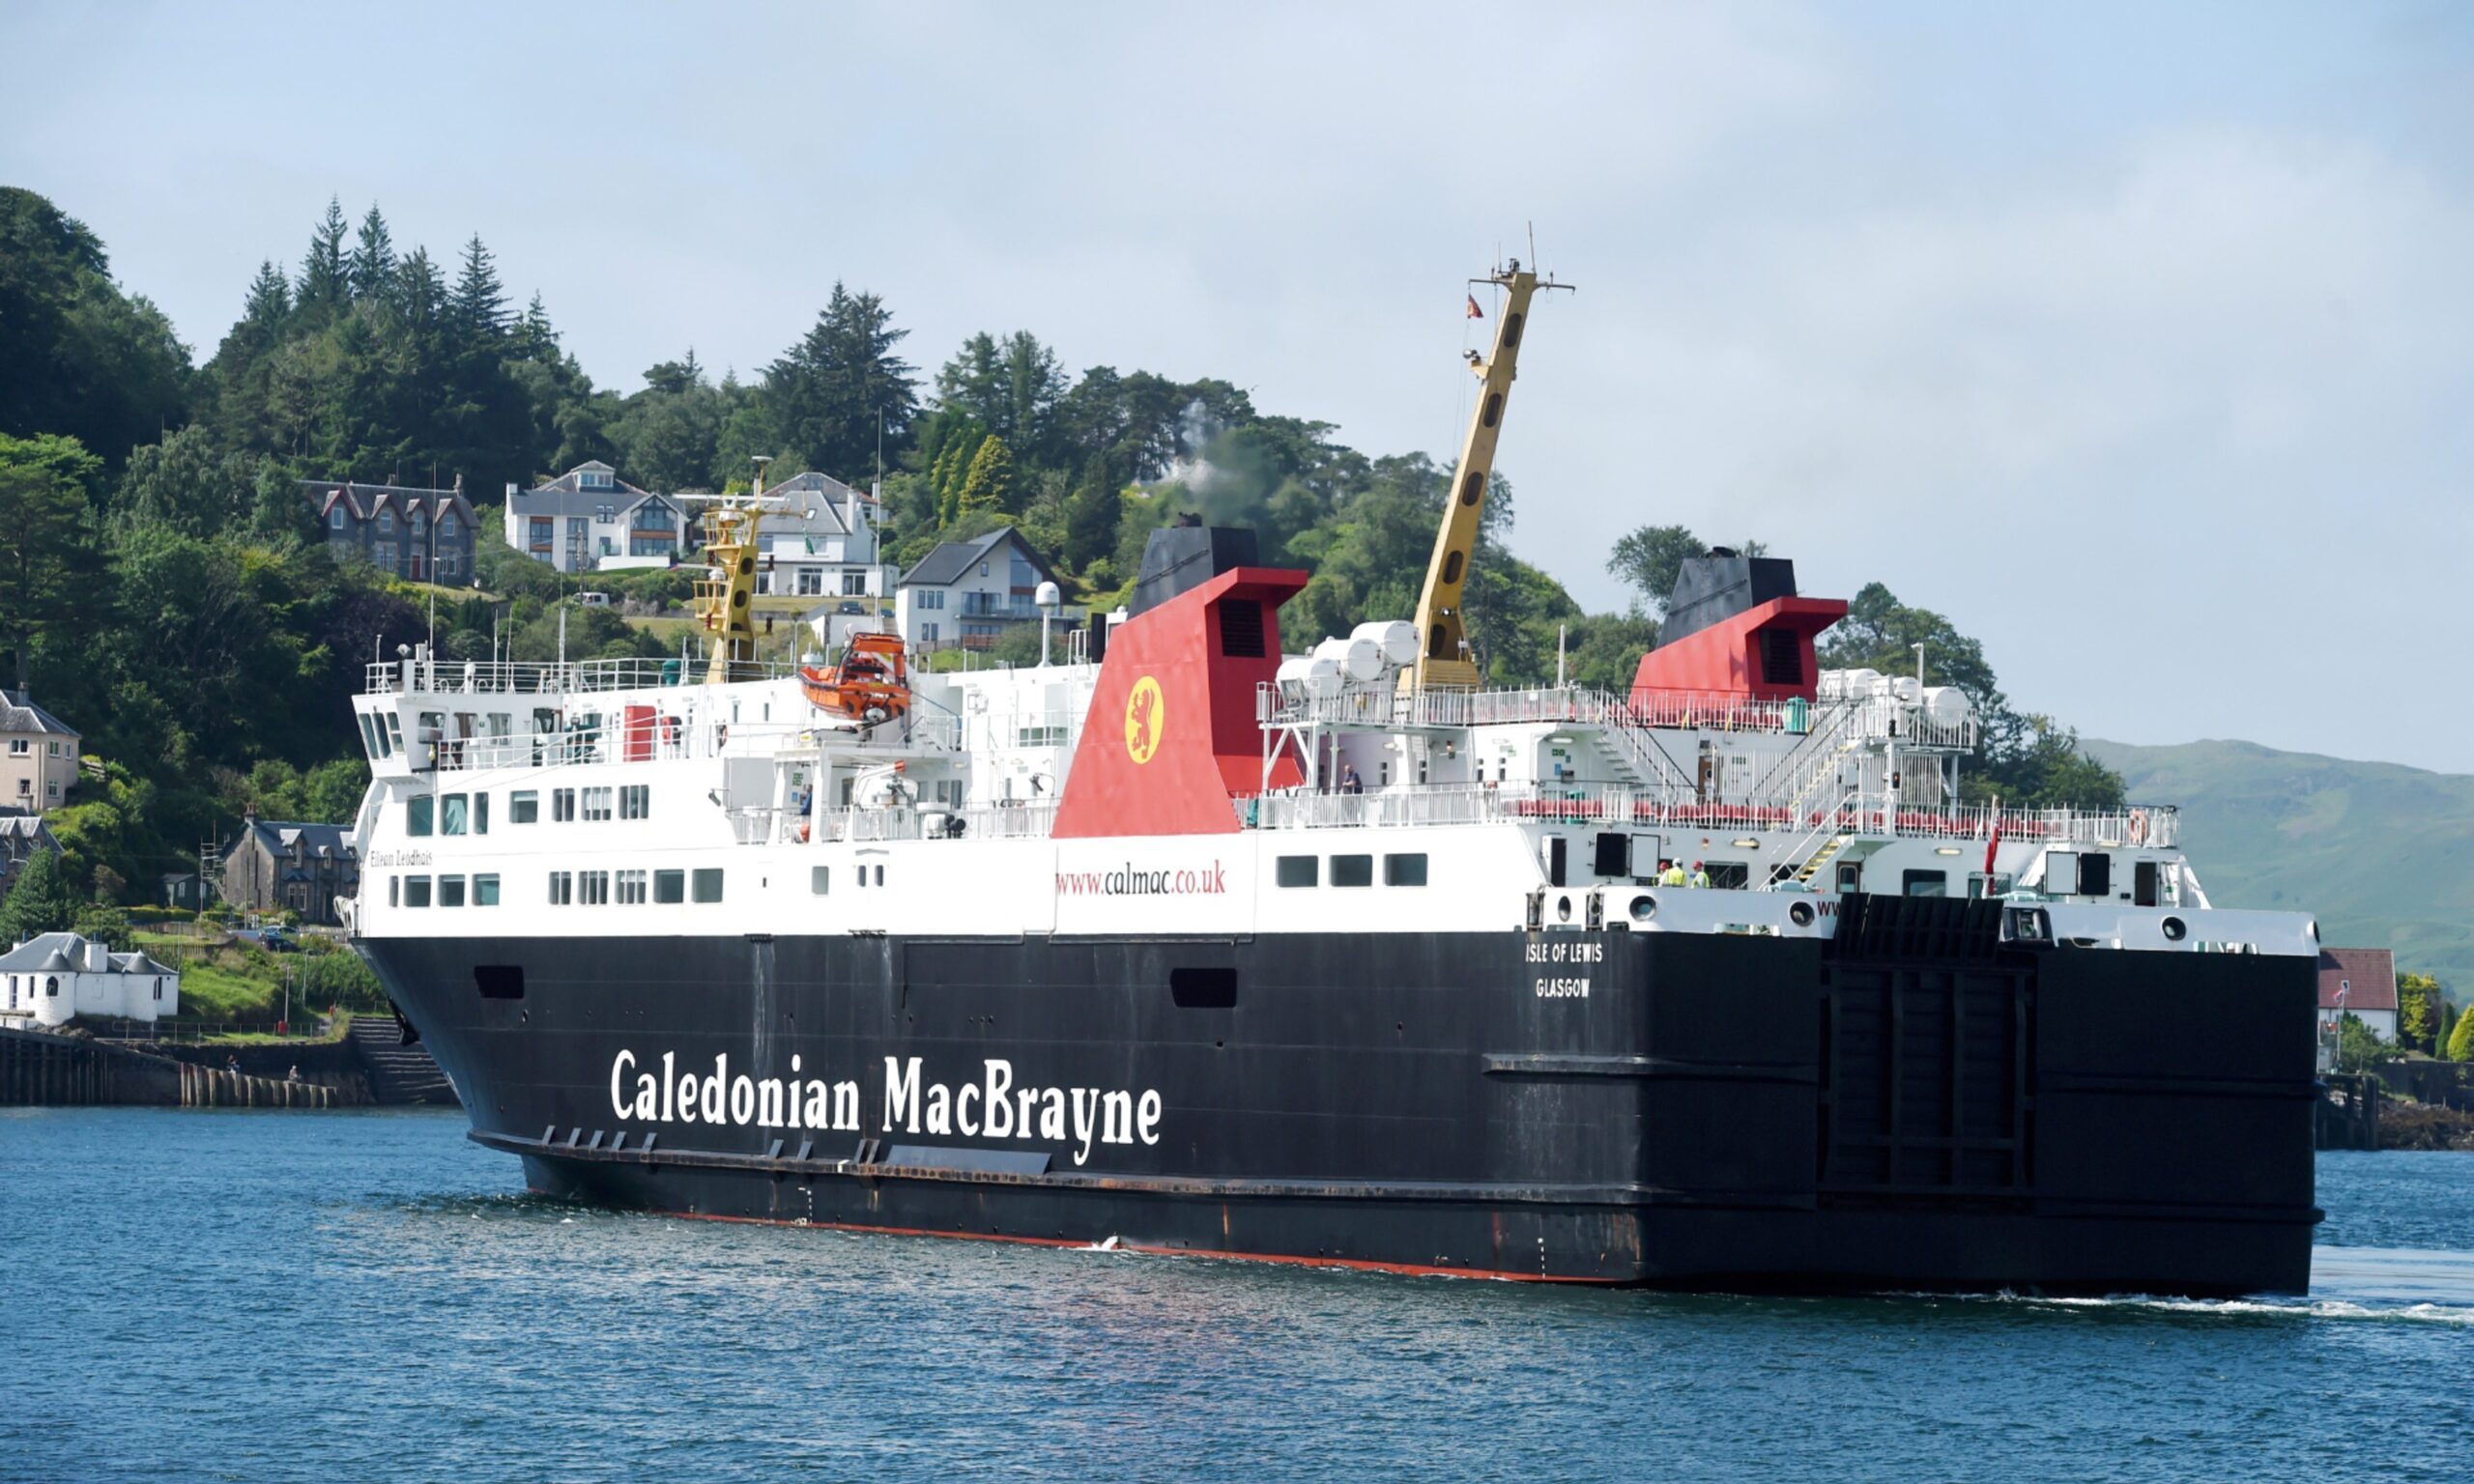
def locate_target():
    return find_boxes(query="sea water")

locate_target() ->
[2,1108,2467,1482]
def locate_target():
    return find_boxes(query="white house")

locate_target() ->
[894,528,1077,652]
[753,471,898,606]
[0,932,179,1028]
[2318,948,2399,1042]
[503,461,690,574]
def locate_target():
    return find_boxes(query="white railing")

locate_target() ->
[746,799,1065,845]
[363,656,801,697]
[1236,782,2174,849]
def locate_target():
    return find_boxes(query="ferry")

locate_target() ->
[344,263,2319,1292]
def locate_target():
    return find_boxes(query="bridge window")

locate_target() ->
[619,785,649,820]
[552,788,576,823]
[510,790,538,824]
[441,794,469,835]
[582,787,613,822]
[406,797,433,837]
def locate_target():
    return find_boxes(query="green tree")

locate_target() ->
[0,433,106,691]
[2396,972,2442,1054]
[762,282,919,479]
[935,330,1066,462]
[348,204,396,303]
[297,196,351,325]
[1607,525,1709,614]
[0,186,190,469]
[0,847,83,943]
[958,435,1018,515]
[2447,1002,2474,1062]
[114,424,258,537]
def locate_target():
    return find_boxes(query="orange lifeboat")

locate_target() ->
[799,632,911,725]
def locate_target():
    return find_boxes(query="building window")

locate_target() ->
[438,874,467,908]
[653,870,684,903]
[553,788,576,822]
[7,739,24,755]
[810,867,829,895]
[617,870,647,905]
[330,507,346,529]
[46,977,58,997]
[407,797,434,837]
[412,509,427,536]
[442,794,469,835]
[510,790,538,824]
[797,568,823,596]
[474,873,500,906]
[441,512,457,537]
[379,510,395,534]
[374,541,396,569]
[844,572,868,596]
[582,787,613,821]
[1276,855,1318,888]
[1383,853,1429,887]
[691,869,723,903]
[404,876,432,908]
[580,870,610,905]
[529,517,553,548]
[917,589,944,611]
[1331,854,1373,888]
[619,785,648,820]
[548,871,573,905]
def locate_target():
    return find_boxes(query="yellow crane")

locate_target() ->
[1403,256,1571,691]
[691,458,779,684]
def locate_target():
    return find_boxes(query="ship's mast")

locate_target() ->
[693,457,775,684]
[1403,256,1572,691]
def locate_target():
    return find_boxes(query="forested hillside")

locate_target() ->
[0,186,2122,926]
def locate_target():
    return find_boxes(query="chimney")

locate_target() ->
[85,938,107,972]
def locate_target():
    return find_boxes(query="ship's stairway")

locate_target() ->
[1796,834,1855,886]
[348,1013,459,1106]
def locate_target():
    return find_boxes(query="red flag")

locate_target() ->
[1466,293,1484,320]
[1984,812,2002,882]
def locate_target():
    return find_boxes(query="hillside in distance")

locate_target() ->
[2085,738,2474,992]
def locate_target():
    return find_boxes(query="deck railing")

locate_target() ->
[362,657,801,697]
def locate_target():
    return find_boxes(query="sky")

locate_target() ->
[5,1,2471,770]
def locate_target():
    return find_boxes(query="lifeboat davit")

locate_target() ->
[799,631,911,725]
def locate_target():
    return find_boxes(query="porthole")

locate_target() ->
[1789,900,1816,928]
[1556,895,1571,924]
[1628,894,1656,922]
[2161,916,2187,942]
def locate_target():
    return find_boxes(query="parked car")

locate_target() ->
[251,927,301,953]
[837,600,865,614]
[575,591,613,608]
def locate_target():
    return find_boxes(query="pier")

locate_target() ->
[0,1026,369,1108]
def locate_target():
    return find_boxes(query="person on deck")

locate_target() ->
[1341,764,1362,794]
[1690,861,1712,889]
[1658,860,1688,887]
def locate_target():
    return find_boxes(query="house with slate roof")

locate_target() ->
[302,478,478,585]
[2317,947,2399,1042]
[0,813,59,898]
[0,690,79,813]
[503,461,688,574]
[893,528,1077,652]
[750,471,898,607]
[0,931,178,1028]
[219,814,360,927]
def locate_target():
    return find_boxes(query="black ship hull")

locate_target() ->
[365,903,2319,1293]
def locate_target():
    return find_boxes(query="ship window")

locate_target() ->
[617,870,647,905]
[438,874,467,908]
[1330,854,1373,888]
[1706,861,1751,890]
[580,870,610,905]
[2077,852,2113,898]
[1593,832,1629,878]
[474,874,500,906]
[1758,628,1802,686]
[510,790,538,824]
[1902,870,1947,899]
[654,870,684,903]
[1276,855,1317,888]
[441,794,469,835]
[403,876,432,908]
[1383,852,1428,886]
[357,713,380,759]
[2134,859,2159,908]
[1169,967,1238,1009]
[1968,872,2013,900]
[386,713,405,755]
[388,876,399,908]
[619,785,649,820]
[406,796,434,837]
[810,867,829,895]
[1217,600,1264,658]
[548,871,573,905]
[692,869,723,903]
[582,787,613,822]
[474,793,489,835]
[553,788,576,822]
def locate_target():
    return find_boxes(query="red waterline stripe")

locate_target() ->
[528,1187,1604,1284]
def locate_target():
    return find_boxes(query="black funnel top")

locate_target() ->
[1131,522,1258,617]
[1656,553,1799,647]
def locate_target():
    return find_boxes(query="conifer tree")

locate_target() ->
[958,435,1016,515]
[450,234,508,343]
[0,847,82,944]
[297,196,350,322]
[349,204,396,303]
[2448,1003,2474,1063]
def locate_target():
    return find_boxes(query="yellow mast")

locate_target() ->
[694,457,770,683]
[1404,257,1570,691]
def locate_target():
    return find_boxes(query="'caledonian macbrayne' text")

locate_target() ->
[610,1051,1162,1166]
